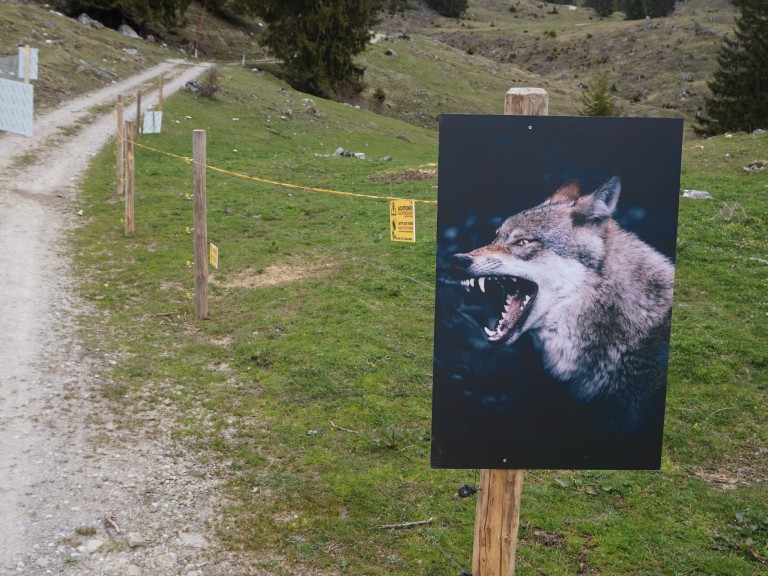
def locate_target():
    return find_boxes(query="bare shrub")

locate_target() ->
[198,66,220,98]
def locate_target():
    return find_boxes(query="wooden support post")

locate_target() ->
[472,87,549,576]
[504,87,548,116]
[116,95,124,197]
[22,45,31,84]
[124,120,135,236]
[192,129,209,320]
[135,90,142,143]
[473,469,524,576]
[158,75,164,112]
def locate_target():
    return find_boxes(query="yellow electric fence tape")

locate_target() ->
[125,134,437,206]
[390,200,416,243]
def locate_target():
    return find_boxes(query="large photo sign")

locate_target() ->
[432,115,683,470]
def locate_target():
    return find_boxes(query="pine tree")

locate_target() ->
[253,0,380,97]
[645,0,675,18]
[66,0,191,27]
[427,0,468,17]
[624,0,646,20]
[697,0,768,135]
[579,71,619,116]
[586,0,614,18]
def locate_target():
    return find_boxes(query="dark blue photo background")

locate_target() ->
[431,115,683,470]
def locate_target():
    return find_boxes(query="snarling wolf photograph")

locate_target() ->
[432,115,683,470]
[453,175,674,430]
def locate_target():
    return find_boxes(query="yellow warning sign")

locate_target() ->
[209,243,219,269]
[389,200,416,243]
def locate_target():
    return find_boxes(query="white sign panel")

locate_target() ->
[142,111,163,134]
[0,78,33,136]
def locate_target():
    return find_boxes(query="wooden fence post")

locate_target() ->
[22,45,31,84]
[135,90,142,143]
[192,129,209,320]
[158,75,164,112]
[471,87,549,576]
[124,119,135,236]
[116,95,124,197]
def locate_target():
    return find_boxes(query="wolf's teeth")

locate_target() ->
[484,326,496,337]
[469,278,475,287]
[478,277,486,293]
[523,295,531,305]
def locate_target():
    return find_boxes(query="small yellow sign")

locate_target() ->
[389,200,416,243]
[209,243,219,269]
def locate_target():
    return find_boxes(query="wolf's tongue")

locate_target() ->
[484,293,525,341]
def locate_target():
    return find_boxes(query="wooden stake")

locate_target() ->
[22,45,31,84]
[116,95,124,197]
[135,90,142,143]
[124,120,135,236]
[192,129,209,320]
[158,75,164,112]
[471,87,549,576]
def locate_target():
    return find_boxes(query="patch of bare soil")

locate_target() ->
[531,528,567,550]
[693,467,765,491]
[0,59,261,575]
[692,446,768,490]
[217,262,337,289]
[369,167,437,183]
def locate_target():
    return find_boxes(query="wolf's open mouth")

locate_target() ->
[460,276,538,342]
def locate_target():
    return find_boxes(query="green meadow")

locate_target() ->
[70,59,768,574]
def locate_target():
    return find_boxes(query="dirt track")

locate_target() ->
[0,59,251,575]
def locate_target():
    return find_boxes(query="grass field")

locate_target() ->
[70,58,768,574]
[7,0,764,573]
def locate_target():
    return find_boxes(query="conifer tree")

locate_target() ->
[624,0,646,20]
[253,0,379,97]
[579,71,619,116]
[66,0,190,27]
[697,0,768,135]
[586,0,614,18]
[645,0,675,18]
[426,0,468,17]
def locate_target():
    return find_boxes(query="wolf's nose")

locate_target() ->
[451,253,473,270]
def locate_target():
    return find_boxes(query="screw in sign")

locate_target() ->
[389,199,416,243]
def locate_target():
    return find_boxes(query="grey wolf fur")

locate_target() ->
[451,176,674,431]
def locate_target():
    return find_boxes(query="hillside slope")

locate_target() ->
[2,0,735,134]
[416,0,735,126]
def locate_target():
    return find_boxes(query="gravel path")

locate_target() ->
[0,59,250,575]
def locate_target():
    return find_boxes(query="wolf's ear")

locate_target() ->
[545,180,581,205]
[575,176,621,223]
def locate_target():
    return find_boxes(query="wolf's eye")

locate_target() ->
[515,239,531,246]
